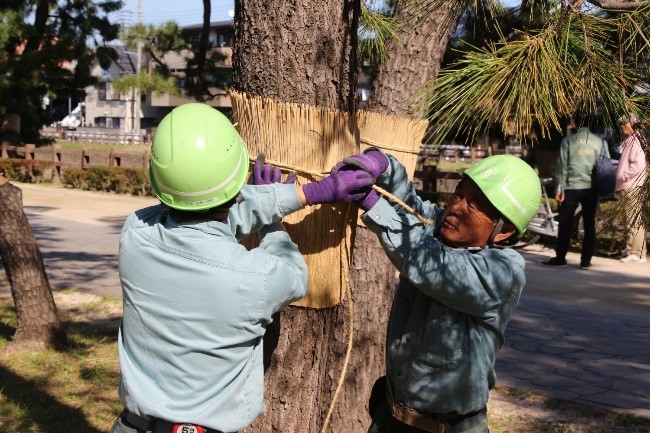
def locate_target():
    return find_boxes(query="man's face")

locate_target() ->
[440,178,500,248]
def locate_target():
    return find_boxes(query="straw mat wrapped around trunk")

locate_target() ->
[231,91,426,308]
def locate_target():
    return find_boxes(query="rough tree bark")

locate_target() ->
[233,1,461,431]
[234,1,394,432]
[0,178,67,349]
[368,1,459,116]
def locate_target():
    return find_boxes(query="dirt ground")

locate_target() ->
[54,292,649,433]
[1,290,647,433]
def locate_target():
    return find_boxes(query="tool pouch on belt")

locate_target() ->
[122,410,216,433]
[171,424,207,433]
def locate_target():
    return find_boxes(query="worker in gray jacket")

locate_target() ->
[337,149,541,433]
[111,103,376,433]
[543,119,609,269]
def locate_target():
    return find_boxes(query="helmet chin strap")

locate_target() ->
[487,218,505,246]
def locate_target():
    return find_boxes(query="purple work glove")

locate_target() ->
[302,169,375,205]
[253,153,281,185]
[253,153,297,185]
[335,148,389,179]
[355,188,380,212]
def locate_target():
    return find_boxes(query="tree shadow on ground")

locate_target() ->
[0,299,121,432]
[0,365,104,433]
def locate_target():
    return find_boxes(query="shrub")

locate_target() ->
[60,165,153,196]
[28,160,51,183]
[61,168,86,189]
[0,158,52,183]
[84,166,114,191]
[113,167,152,196]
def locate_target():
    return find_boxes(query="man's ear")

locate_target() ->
[493,223,517,244]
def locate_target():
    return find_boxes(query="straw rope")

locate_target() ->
[248,156,329,177]
[360,137,421,155]
[248,156,436,226]
[320,214,354,433]
[371,185,436,226]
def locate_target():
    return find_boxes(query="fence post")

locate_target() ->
[25,144,35,160]
[109,148,121,166]
[81,146,89,169]
[143,149,150,169]
[51,145,61,182]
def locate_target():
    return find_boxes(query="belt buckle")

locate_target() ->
[172,424,206,433]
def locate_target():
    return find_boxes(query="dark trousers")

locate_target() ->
[556,188,598,264]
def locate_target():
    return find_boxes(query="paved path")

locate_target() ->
[499,247,650,418]
[1,183,157,298]
[3,182,650,419]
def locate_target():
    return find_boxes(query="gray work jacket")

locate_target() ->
[362,155,525,415]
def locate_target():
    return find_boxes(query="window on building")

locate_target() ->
[214,30,233,47]
[95,116,121,129]
[101,69,112,81]
[98,82,121,101]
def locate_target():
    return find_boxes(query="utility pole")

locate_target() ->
[133,0,143,142]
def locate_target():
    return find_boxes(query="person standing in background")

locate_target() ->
[616,114,648,263]
[542,115,608,269]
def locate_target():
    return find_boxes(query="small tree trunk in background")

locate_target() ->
[0,178,67,349]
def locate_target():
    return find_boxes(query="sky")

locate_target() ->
[117,1,235,27]
[117,1,521,28]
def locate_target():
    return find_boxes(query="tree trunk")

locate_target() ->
[233,1,460,431]
[234,2,391,432]
[0,178,67,349]
[368,1,459,116]
[233,0,359,113]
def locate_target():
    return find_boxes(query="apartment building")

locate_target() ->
[81,19,372,135]
[82,21,234,134]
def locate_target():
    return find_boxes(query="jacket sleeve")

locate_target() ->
[257,221,308,319]
[374,152,440,219]
[227,184,303,239]
[362,199,525,322]
[555,137,570,193]
[616,136,646,186]
[603,140,611,158]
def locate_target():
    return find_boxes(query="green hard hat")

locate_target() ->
[462,154,541,235]
[149,103,249,211]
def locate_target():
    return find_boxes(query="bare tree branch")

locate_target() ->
[589,0,650,10]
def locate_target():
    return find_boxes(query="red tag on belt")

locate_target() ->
[172,424,207,433]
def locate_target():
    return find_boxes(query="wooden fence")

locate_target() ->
[1,142,150,182]
[39,127,153,145]
[1,140,531,193]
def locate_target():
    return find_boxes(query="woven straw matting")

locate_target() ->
[231,91,426,308]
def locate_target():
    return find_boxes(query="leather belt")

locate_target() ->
[388,398,446,433]
[387,397,487,433]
